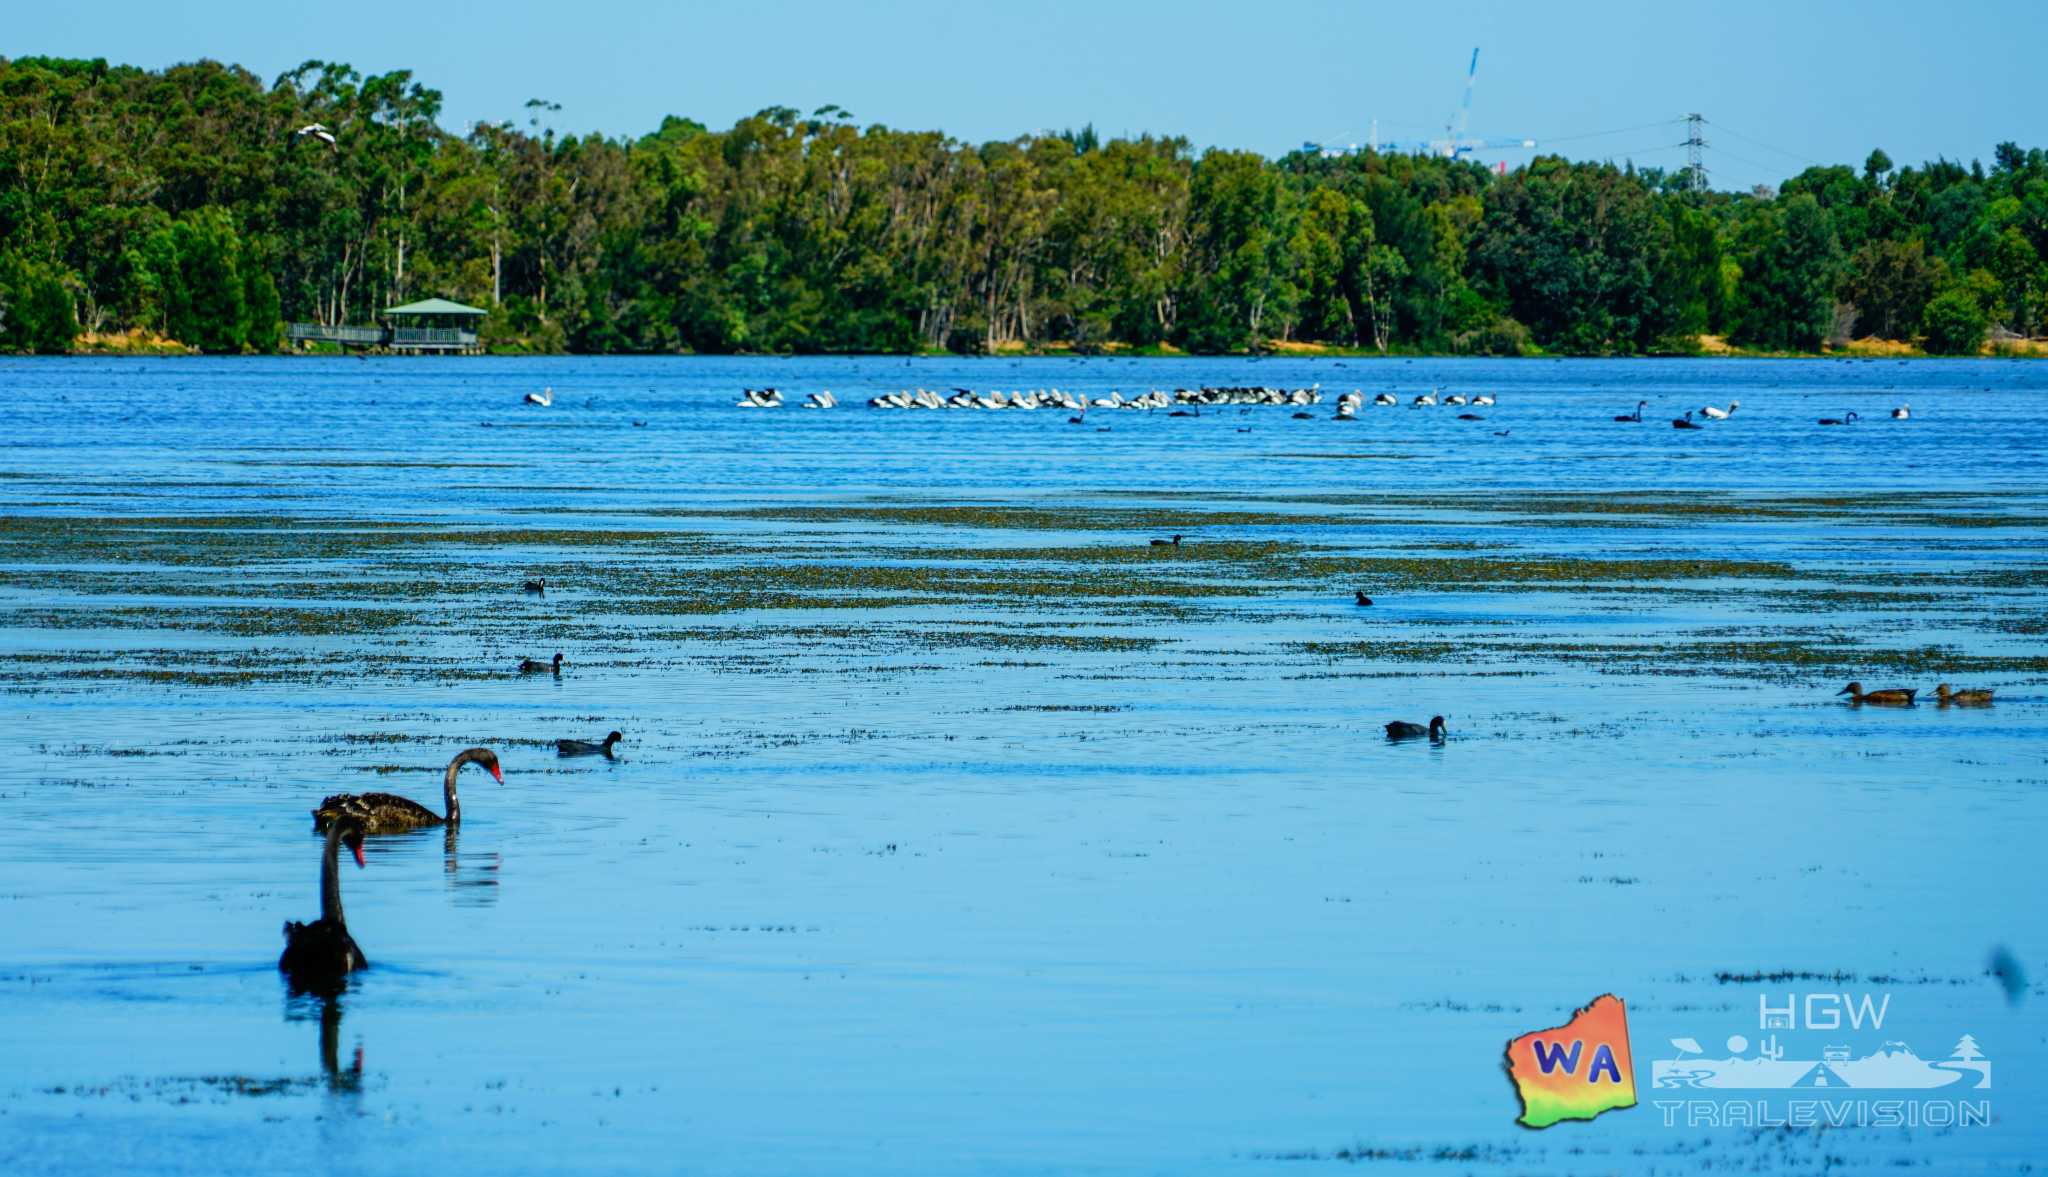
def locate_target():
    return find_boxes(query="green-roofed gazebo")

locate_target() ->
[382,298,487,352]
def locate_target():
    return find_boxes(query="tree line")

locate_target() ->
[2,55,2043,356]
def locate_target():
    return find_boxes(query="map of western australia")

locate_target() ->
[1504,994,1638,1128]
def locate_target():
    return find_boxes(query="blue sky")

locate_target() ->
[11,0,2045,189]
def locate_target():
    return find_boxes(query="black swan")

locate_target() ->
[519,653,563,673]
[314,747,503,833]
[281,816,369,984]
[1150,534,1184,547]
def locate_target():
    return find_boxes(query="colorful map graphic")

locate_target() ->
[1504,994,1638,1128]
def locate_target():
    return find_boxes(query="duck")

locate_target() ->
[1673,411,1703,430]
[1354,592,1373,606]
[557,730,624,756]
[1892,404,1910,419]
[1385,716,1447,741]
[519,653,563,674]
[524,387,553,406]
[1934,684,1994,704]
[1837,681,1916,705]
[1818,411,1860,425]
[1700,400,1738,419]
[1614,401,1646,422]
[1150,534,1184,547]
[280,816,368,986]
[522,577,546,592]
[313,747,504,833]
[1470,394,1495,406]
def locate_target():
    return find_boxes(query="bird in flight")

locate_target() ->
[292,123,337,150]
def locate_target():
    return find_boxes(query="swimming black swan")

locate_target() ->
[1355,592,1373,606]
[1818,411,1860,425]
[557,731,624,756]
[1673,411,1704,430]
[519,653,563,673]
[1150,535,1184,547]
[281,816,369,984]
[1386,716,1447,740]
[523,578,546,591]
[314,747,503,833]
[1614,401,1645,422]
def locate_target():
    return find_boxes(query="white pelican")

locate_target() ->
[525,387,553,406]
[1443,394,1466,406]
[292,123,337,150]
[1471,393,1495,406]
[1412,393,1436,407]
[1373,393,1397,406]
[1892,403,1910,419]
[1699,400,1738,419]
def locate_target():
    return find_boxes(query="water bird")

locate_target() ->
[1892,404,1910,419]
[1150,535,1184,547]
[525,387,553,406]
[1385,716,1447,741]
[1169,409,1198,417]
[313,748,504,833]
[1493,429,1510,436]
[1837,681,1916,705]
[633,421,648,427]
[1443,394,1467,406]
[1672,411,1703,429]
[557,731,624,757]
[1935,684,1994,704]
[1068,414,1085,424]
[520,653,564,674]
[1471,394,1495,406]
[1355,592,1373,606]
[291,123,337,150]
[1293,411,1314,419]
[1700,400,1739,419]
[1412,393,1437,407]
[1373,393,1398,406]
[1458,413,1484,421]
[1614,401,1646,422]
[522,577,546,592]
[1818,411,1860,425]
[280,816,367,985]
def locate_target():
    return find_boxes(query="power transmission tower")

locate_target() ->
[1684,114,1708,191]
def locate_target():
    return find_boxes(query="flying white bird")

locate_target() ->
[292,123,337,150]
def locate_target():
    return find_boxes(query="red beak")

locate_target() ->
[351,842,367,868]
[490,764,505,784]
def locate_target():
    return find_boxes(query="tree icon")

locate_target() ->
[1951,1035,1984,1061]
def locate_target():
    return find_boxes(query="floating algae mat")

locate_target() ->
[1,355,2045,1176]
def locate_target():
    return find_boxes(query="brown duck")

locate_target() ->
[314,747,503,833]
[1837,681,1917,705]
[281,815,369,986]
[1935,684,1995,705]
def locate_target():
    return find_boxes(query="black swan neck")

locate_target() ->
[444,751,468,822]
[320,824,347,926]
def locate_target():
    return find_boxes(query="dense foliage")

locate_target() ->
[3,56,2044,355]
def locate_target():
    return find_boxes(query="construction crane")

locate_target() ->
[1314,49,1536,160]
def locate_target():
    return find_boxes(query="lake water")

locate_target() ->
[1,355,2044,1175]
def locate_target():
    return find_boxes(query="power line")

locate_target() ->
[1539,118,1684,146]
[1703,120,1823,168]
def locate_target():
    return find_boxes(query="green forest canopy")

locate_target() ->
[1,55,2043,356]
